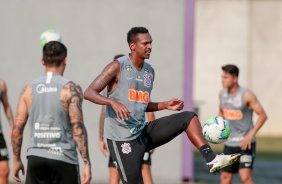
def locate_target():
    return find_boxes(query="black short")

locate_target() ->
[108,151,151,167]
[222,142,256,173]
[107,111,196,184]
[26,156,80,184]
[0,133,9,161]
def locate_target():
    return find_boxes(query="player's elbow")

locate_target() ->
[12,128,21,138]
[83,89,92,101]
[263,113,268,122]
[260,111,268,123]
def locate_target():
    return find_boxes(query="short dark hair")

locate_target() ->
[113,54,125,60]
[127,27,149,44]
[222,64,239,77]
[43,41,67,67]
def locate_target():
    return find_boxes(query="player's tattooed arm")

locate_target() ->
[61,84,71,112]
[84,61,120,106]
[68,82,91,166]
[12,85,29,160]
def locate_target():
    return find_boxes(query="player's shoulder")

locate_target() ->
[104,60,121,72]
[20,84,32,99]
[240,86,253,95]
[219,89,224,94]
[219,88,227,97]
[64,81,82,91]
[111,59,121,67]
[242,87,256,101]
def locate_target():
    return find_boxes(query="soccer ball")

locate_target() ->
[202,116,230,144]
[40,29,62,47]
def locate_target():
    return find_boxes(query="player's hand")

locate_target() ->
[13,159,25,183]
[81,164,92,184]
[99,139,108,157]
[167,98,184,111]
[241,134,253,150]
[110,99,131,120]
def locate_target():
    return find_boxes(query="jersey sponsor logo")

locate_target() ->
[228,137,243,142]
[34,122,40,130]
[34,132,61,138]
[223,109,243,120]
[130,124,146,135]
[121,143,131,154]
[128,89,149,103]
[135,76,143,82]
[34,122,61,131]
[37,143,56,148]
[36,84,57,94]
[47,146,64,156]
[143,74,151,87]
[37,143,64,156]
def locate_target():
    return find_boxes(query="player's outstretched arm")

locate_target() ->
[84,61,130,120]
[12,85,30,182]
[65,82,91,184]
[146,98,184,112]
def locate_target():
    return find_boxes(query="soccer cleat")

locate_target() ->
[207,153,241,174]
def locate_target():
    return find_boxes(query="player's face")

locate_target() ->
[133,33,152,59]
[221,71,237,88]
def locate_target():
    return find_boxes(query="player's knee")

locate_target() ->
[239,172,253,183]
[0,166,9,177]
[220,172,232,183]
[180,111,197,128]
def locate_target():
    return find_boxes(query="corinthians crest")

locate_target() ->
[233,97,242,107]
[121,143,131,154]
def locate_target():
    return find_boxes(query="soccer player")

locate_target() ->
[219,64,267,184]
[12,41,91,184]
[0,79,14,184]
[99,54,155,184]
[84,27,240,184]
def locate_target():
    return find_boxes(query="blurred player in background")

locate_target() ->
[0,79,14,184]
[219,64,267,184]
[99,53,155,184]
[84,27,241,184]
[12,40,91,183]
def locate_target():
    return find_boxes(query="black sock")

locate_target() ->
[199,144,216,163]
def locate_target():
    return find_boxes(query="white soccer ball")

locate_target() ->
[202,116,230,144]
[40,29,62,47]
